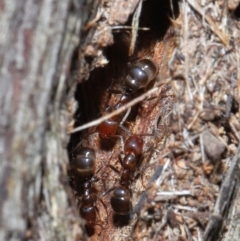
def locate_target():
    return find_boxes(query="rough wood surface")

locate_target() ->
[0,0,86,240]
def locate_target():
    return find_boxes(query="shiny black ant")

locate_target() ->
[103,134,145,215]
[98,58,158,140]
[71,147,106,229]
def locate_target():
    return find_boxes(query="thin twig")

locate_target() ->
[129,0,143,55]
[69,86,160,133]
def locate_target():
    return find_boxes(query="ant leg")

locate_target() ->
[118,154,124,167]
[119,107,132,134]
[102,186,115,197]
[133,144,156,189]
[120,124,131,135]
[136,170,147,189]
[94,165,103,177]
[154,111,163,135]
[134,157,147,189]
[98,198,108,228]
[94,204,108,229]
[118,135,124,153]
[69,139,84,155]
[107,164,120,176]
[70,132,99,155]
[120,107,131,126]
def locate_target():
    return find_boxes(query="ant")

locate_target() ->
[98,58,158,140]
[71,147,106,229]
[104,134,145,215]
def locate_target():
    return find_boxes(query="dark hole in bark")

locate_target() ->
[71,0,179,136]
[234,4,240,19]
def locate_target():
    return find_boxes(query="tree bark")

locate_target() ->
[0,0,87,240]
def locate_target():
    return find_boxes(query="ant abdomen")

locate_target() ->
[80,206,97,227]
[126,59,158,92]
[110,188,131,215]
[73,147,96,178]
[126,66,149,91]
[135,59,158,81]
[98,118,119,139]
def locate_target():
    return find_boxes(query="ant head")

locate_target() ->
[124,135,144,156]
[136,59,158,81]
[98,119,119,139]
